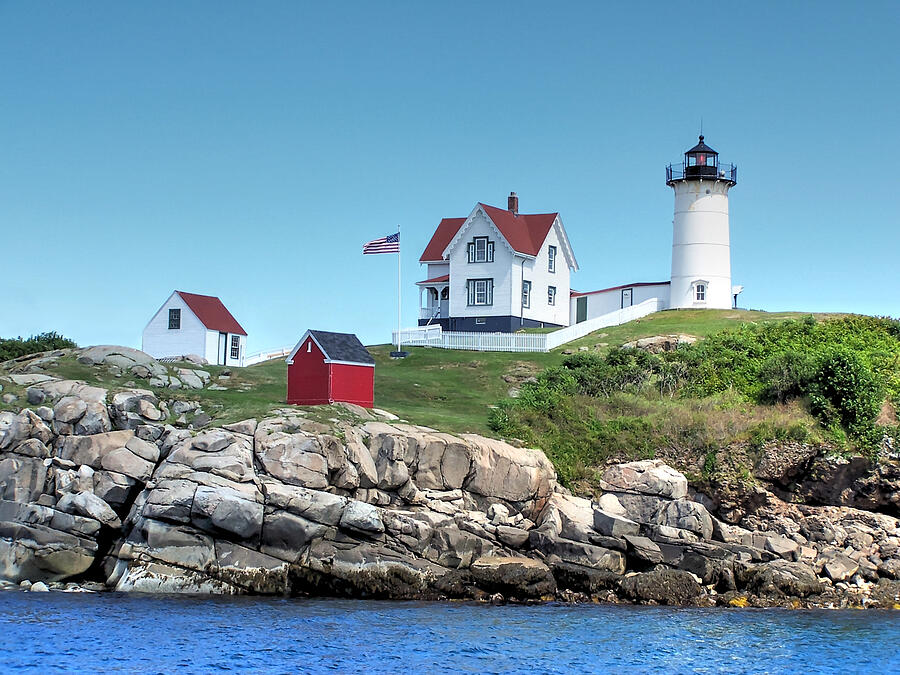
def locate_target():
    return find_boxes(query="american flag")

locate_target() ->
[362,232,400,254]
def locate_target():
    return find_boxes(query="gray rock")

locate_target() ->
[618,569,702,604]
[340,501,384,534]
[602,460,688,499]
[624,535,664,564]
[57,491,121,528]
[739,559,823,597]
[255,432,328,489]
[176,369,204,389]
[29,581,49,592]
[57,430,135,468]
[139,518,216,571]
[101,447,155,482]
[593,509,640,538]
[496,525,530,548]
[824,553,860,582]
[78,346,157,367]
[653,500,714,541]
[222,419,258,436]
[191,485,263,540]
[260,510,328,562]
[92,471,137,509]
[0,455,48,502]
[467,556,556,598]
[462,434,555,504]
[263,482,347,526]
[53,397,87,425]
[125,436,160,463]
[142,479,197,523]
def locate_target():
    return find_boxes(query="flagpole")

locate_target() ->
[397,224,402,353]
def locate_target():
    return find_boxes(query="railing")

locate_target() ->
[243,346,293,366]
[666,162,737,184]
[545,298,665,350]
[419,301,449,321]
[396,325,443,347]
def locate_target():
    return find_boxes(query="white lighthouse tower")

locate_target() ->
[666,135,738,310]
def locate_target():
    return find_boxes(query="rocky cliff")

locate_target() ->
[2,369,900,608]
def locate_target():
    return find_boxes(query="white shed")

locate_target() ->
[141,291,247,366]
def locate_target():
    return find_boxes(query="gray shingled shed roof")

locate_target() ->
[309,330,375,365]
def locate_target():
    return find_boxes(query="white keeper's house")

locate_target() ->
[417,134,742,335]
[142,291,247,366]
[417,193,578,332]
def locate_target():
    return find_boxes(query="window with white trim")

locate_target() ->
[695,284,706,301]
[230,335,240,359]
[475,317,486,325]
[467,237,494,263]
[466,279,493,306]
[522,280,531,308]
[168,309,181,330]
[548,286,556,305]
[548,245,557,273]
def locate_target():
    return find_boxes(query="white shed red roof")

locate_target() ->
[176,291,247,335]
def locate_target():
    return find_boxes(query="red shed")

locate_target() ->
[286,330,375,407]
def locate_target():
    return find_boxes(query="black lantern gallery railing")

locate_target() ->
[666,162,737,185]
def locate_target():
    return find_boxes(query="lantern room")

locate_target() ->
[666,135,737,186]
[684,135,719,178]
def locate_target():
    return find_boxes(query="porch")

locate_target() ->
[416,274,449,324]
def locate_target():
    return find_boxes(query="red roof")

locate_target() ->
[419,218,466,262]
[176,291,247,335]
[478,203,558,257]
[418,204,559,261]
[570,281,670,298]
[416,274,450,285]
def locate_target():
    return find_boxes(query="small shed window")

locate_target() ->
[695,284,706,301]
[230,335,240,359]
[307,341,312,353]
[168,309,181,330]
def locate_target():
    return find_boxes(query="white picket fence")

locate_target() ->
[394,297,665,353]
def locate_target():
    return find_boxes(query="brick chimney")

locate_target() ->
[508,191,519,216]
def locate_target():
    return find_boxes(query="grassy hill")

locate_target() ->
[369,309,834,433]
[4,308,897,496]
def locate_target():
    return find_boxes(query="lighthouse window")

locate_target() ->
[695,284,706,301]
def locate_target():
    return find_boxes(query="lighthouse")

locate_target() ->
[666,136,738,310]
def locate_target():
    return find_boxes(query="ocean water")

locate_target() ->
[0,593,898,674]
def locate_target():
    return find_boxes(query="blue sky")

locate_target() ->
[2,2,898,351]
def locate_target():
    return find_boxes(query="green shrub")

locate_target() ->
[0,332,77,362]
[808,347,882,435]
[758,350,816,403]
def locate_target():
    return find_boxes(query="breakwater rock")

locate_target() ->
[1,379,899,608]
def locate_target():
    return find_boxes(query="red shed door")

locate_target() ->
[287,336,330,405]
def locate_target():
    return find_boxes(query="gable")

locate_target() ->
[287,330,374,366]
[176,291,247,335]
